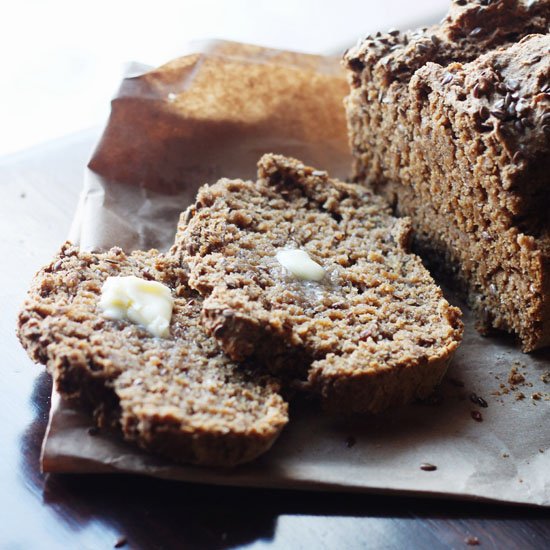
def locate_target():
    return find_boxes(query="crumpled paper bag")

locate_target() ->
[73,40,350,252]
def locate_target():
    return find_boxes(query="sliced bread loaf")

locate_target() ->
[343,1,550,350]
[17,243,288,466]
[170,154,463,413]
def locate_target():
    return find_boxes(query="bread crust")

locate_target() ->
[344,0,550,351]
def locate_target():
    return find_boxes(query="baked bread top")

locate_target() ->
[17,244,288,466]
[344,0,549,195]
[344,0,549,85]
[170,154,463,413]
[411,33,549,231]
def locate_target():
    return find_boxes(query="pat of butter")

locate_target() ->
[276,249,325,282]
[99,276,173,338]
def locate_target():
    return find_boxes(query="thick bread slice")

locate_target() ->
[17,243,288,467]
[171,154,463,413]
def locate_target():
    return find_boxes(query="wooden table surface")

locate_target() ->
[1,131,550,549]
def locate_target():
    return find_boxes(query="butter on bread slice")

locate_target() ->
[17,244,288,466]
[170,154,463,414]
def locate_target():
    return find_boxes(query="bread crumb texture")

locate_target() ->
[171,154,463,414]
[17,244,288,466]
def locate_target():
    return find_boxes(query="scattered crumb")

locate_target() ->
[346,435,356,448]
[114,537,127,548]
[465,535,480,546]
[496,363,547,401]
[471,410,483,422]
[420,463,437,471]
[502,453,509,458]
[508,366,525,386]
[469,392,488,408]
[539,449,544,454]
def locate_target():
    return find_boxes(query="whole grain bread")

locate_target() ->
[170,154,463,414]
[344,0,550,351]
[17,243,288,466]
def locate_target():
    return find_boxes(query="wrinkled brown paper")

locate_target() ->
[73,40,350,252]
[44,41,550,506]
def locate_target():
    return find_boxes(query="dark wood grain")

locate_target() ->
[1,132,549,549]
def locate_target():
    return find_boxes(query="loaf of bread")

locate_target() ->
[344,0,550,351]
[171,154,463,414]
[17,244,288,466]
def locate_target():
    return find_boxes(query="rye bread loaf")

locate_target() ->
[17,243,288,466]
[344,0,550,351]
[170,154,463,414]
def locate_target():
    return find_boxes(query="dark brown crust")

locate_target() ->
[344,1,550,351]
[17,243,288,467]
[171,154,463,414]
[308,343,458,414]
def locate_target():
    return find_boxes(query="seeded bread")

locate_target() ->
[17,244,288,466]
[170,154,463,414]
[344,0,550,351]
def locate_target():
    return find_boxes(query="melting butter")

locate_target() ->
[276,249,325,282]
[99,276,173,338]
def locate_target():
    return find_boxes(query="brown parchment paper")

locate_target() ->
[43,41,550,506]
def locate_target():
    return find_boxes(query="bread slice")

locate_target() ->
[343,1,550,351]
[17,243,288,466]
[170,154,463,414]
